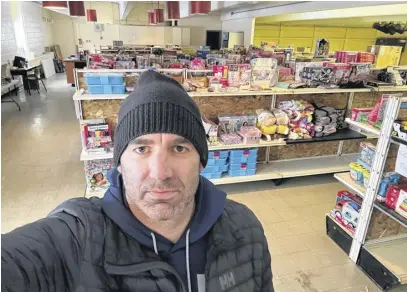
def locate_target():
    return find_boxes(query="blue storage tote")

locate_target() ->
[201,172,223,179]
[100,76,110,85]
[229,162,256,171]
[109,75,124,85]
[112,85,126,94]
[208,150,229,159]
[103,85,112,94]
[201,164,228,173]
[228,169,256,177]
[230,156,258,164]
[207,158,228,166]
[84,75,101,85]
[87,85,104,94]
[229,148,258,158]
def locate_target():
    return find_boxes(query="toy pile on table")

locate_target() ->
[278,100,315,140]
[314,105,346,137]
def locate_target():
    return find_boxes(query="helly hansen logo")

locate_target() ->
[219,272,236,290]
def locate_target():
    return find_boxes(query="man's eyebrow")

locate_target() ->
[129,138,155,145]
[172,137,192,145]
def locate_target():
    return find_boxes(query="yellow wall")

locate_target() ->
[254,24,407,64]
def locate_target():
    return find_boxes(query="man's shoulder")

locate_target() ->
[48,197,105,225]
[223,199,264,230]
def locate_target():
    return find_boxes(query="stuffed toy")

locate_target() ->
[256,109,289,136]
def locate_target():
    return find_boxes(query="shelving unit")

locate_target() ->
[331,95,407,291]
[334,172,366,198]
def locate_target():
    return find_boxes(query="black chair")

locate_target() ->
[27,67,47,93]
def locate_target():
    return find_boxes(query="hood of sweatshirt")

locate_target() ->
[101,167,227,292]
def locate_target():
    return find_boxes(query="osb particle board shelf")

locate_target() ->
[364,237,407,285]
[374,202,407,230]
[334,172,366,198]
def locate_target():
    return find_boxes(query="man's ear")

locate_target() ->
[199,164,204,171]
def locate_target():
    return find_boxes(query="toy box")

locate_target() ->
[377,172,400,202]
[356,52,375,63]
[357,142,376,171]
[351,108,372,122]
[385,185,407,210]
[348,63,371,86]
[349,162,365,185]
[213,65,229,86]
[325,63,351,85]
[392,120,407,140]
[228,64,250,88]
[250,58,279,89]
[301,66,333,85]
[294,62,323,82]
[218,114,257,134]
[239,126,262,144]
[330,190,363,234]
[395,189,407,219]
[368,94,390,126]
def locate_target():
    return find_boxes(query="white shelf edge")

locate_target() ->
[80,149,113,161]
[80,141,286,161]
[345,118,380,137]
[334,172,365,198]
[73,86,407,101]
[210,154,357,185]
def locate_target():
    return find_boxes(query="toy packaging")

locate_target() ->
[250,58,278,89]
[81,119,113,153]
[357,142,376,171]
[314,38,329,58]
[294,62,323,82]
[367,94,390,127]
[228,64,250,88]
[351,108,372,122]
[218,114,257,134]
[202,116,219,144]
[392,120,407,140]
[348,63,371,86]
[376,172,400,202]
[330,190,363,234]
[325,63,351,85]
[239,126,262,144]
[213,65,229,86]
[385,185,407,210]
[349,162,365,185]
[85,159,114,194]
[301,66,334,86]
[395,189,407,219]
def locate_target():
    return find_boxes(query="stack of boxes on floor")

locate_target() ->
[201,148,259,179]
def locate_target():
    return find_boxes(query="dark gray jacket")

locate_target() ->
[2,197,273,292]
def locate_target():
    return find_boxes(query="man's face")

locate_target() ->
[118,133,201,221]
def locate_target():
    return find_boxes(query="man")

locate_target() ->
[2,71,273,292]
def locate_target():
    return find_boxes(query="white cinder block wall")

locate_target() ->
[1,2,18,63]
[21,2,45,58]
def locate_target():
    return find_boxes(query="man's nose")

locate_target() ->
[148,151,173,180]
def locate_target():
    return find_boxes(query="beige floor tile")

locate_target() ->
[269,219,314,237]
[290,250,324,270]
[298,232,337,251]
[278,235,310,254]
[272,254,302,277]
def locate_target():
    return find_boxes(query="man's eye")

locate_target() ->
[135,146,149,154]
[174,145,187,153]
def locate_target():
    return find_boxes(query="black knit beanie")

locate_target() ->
[114,70,208,167]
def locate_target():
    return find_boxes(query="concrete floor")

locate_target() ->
[0,73,395,291]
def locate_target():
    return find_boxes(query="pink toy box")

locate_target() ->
[330,190,363,234]
[239,126,262,144]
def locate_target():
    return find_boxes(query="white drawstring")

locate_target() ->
[186,229,192,292]
[151,232,158,255]
[151,230,192,292]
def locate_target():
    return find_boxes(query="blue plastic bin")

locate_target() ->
[229,156,258,164]
[229,162,256,171]
[87,85,104,94]
[112,85,126,94]
[84,75,101,85]
[227,169,256,177]
[100,76,109,85]
[201,172,223,179]
[201,164,228,173]
[109,75,124,85]
[230,148,258,158]
[103,85,112,94]
[207,158,228,166]
[208,150,229,159]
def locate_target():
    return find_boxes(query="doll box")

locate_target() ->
[385,185,407,210]
[351,108,372,122]
[395,189,407,219]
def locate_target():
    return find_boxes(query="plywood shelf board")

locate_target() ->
[334,172,366,198]
[365,238,407,284]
